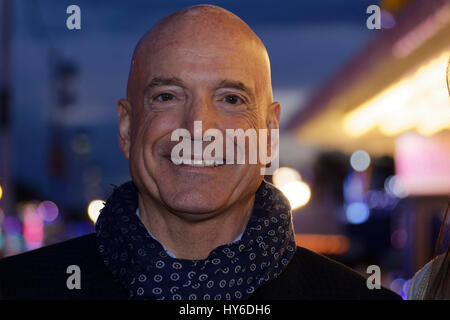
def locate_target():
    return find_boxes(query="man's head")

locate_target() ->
[118,5,280,218]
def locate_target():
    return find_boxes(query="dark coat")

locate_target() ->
[0,233,401,300]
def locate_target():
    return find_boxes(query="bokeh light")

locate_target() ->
[273,167,301,187]
[3,216,22,235]
[23,203,44,250]
[295,234,350,255]
[350,150,371,172]
[345,202,370,224]
[390,278,406,296]
[380,10,396,29]
[384,175,408,198]
[366,190,399,210]
[0,184,3,200]
[402,279,411,300]
[279,180,311,210]
[273,167,311,210]
[4,234,24,255]
[88,199,104,223]
[37,200,59,222]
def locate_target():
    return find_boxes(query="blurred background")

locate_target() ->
[0,0,449,299]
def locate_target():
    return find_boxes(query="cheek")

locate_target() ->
[222,111,267,152]
[221,112,261,132]
[131,111,182,159]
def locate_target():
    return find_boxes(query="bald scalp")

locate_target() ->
[126,5,273,105]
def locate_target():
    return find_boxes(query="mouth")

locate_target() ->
[177,159,225,167]
[165,156,226,168]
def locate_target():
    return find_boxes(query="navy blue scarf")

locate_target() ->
[95,180,296,300]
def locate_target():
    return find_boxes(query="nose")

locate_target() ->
[183,93,219,140]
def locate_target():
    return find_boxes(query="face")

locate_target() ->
[118,26,280,218]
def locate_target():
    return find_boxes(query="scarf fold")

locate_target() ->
[95,180,296,300]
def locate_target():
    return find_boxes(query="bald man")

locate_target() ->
[0,5,400,301]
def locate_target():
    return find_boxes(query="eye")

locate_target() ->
[224,94,243,105]
[156,93,175,102]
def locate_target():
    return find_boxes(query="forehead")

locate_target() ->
[143,40,261,86]
[139,32,264,86]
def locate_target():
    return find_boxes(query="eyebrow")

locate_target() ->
[145,76,185,91]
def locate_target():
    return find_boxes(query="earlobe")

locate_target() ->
[117,99,132,160]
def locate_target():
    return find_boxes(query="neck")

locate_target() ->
[137,193,255,260]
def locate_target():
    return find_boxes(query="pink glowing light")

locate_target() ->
[23,204,44,250]
[37,200,59,222]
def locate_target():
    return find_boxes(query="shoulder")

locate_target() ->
[407,254,445,300]
[251,246,401,300]
[0,233,98,272]
[0,233,127,300]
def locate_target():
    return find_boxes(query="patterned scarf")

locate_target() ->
[95,180,296,300]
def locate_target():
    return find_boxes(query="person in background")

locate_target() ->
[407,59,450,300]
[407,201,449,299]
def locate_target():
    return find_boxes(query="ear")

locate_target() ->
[267,101,281,131]
[117,98,132,160]
[266,101,281,162]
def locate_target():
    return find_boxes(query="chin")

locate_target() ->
[161,188,230,216]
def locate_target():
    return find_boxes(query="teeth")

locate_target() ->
[192,159,204,166]
[172,158,224,167]
[182,158,192,165]
[189,159,223,167]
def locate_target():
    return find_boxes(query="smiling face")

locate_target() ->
[118,6,280,218]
